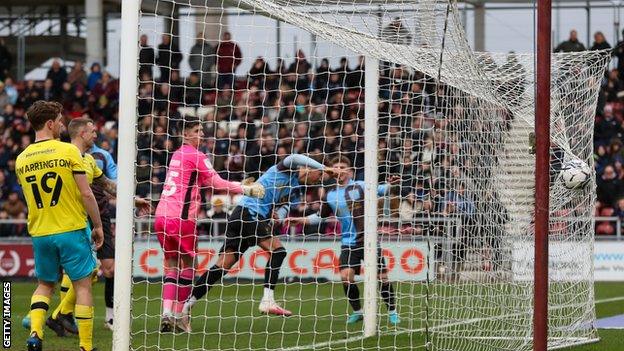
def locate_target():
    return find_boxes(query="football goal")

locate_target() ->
[114,1,610,350]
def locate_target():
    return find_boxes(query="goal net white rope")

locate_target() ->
[115,1,611,350]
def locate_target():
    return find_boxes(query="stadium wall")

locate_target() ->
[1,238,622,281]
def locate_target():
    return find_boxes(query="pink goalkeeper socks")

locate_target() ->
[162,270,178,315]
[174,268,194,314]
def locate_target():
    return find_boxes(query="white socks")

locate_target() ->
[263,288,274,301]
[183,296,198,314]
[106,307,114,322]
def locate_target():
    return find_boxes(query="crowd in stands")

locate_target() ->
[0,27,623,238]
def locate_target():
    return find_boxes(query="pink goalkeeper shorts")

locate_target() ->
[155,217,198,260]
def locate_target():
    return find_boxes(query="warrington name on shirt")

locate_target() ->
[15,157,74,176]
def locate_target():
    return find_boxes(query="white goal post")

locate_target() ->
[363,56,380,338]
[114,0,140,350]
[114,1,611,350]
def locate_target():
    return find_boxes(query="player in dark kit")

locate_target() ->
[89,140,118,330]
[180,154,339,329]
[287,155,400,325]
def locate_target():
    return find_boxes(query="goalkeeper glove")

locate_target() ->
[241,177,266,198]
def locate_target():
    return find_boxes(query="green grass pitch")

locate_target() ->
[7,281,624,350]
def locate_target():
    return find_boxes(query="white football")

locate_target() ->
[559,159,592,189]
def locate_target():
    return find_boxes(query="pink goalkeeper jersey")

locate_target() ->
[155,144,243,221]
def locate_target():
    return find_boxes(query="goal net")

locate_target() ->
[115,0,611,350]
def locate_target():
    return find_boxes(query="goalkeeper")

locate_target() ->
[181,154,340,327]
[155,117,265,333]
[286,155,400,325]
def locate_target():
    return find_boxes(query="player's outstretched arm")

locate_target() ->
[286,213,323,227]
[75,173,104,249]
[281,154,325,170]
[198,155,264,198]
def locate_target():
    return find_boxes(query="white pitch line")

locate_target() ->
[283,295,624,351]
[595,296,624,304]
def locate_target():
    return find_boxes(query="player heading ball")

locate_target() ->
[180,154,341,328]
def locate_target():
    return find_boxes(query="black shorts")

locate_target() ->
[339,246,387,275]
[97,213,115,260]
[221,206,275,255]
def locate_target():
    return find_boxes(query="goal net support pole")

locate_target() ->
[363,56,380,338]
[534,1,552,350]
[114,0,140,350]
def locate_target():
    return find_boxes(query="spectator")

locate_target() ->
[67,60,88,87]
[156,34,183,82]
[188,32,216,87]
[248,57,272,87]
[406,82,431,115]
[168,70,184,103]
[590,31,611,51]
[595,145,611,175]
[346,55,365,88]
[72,85,88,108]
[275,58,287,75]
[60,82,74,107]
[46,59,68,95]
[87,62,103,91]
[256,132,277,172]
[596,207,616,235]
[207,197,228,235]
[224,143,245,181]
[0,82,9,111]
[597,165,623,206]
[615,198,624,230]
[2,191,25,219]
[0,39,11,81]
[139,34,155,79]
[554,29,586,52]
[595,104,621,142]
[288,49,311,75]
[18,80,38,108]
[381,17,412,46]
[216,32,243,89]
[42,79,57,101]
[184,72,202,106]
[446,182,475,216]
[3,77,18,105]
[336,56,351,83]
[0,171,8,202]
[610,139,624,165]
[0,209,13,236]
[604,69,624,102]
[312,58,331,102]
[92,71,119,101]
[616,29,624,77]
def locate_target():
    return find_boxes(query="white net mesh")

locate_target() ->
[126,0,610,350]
